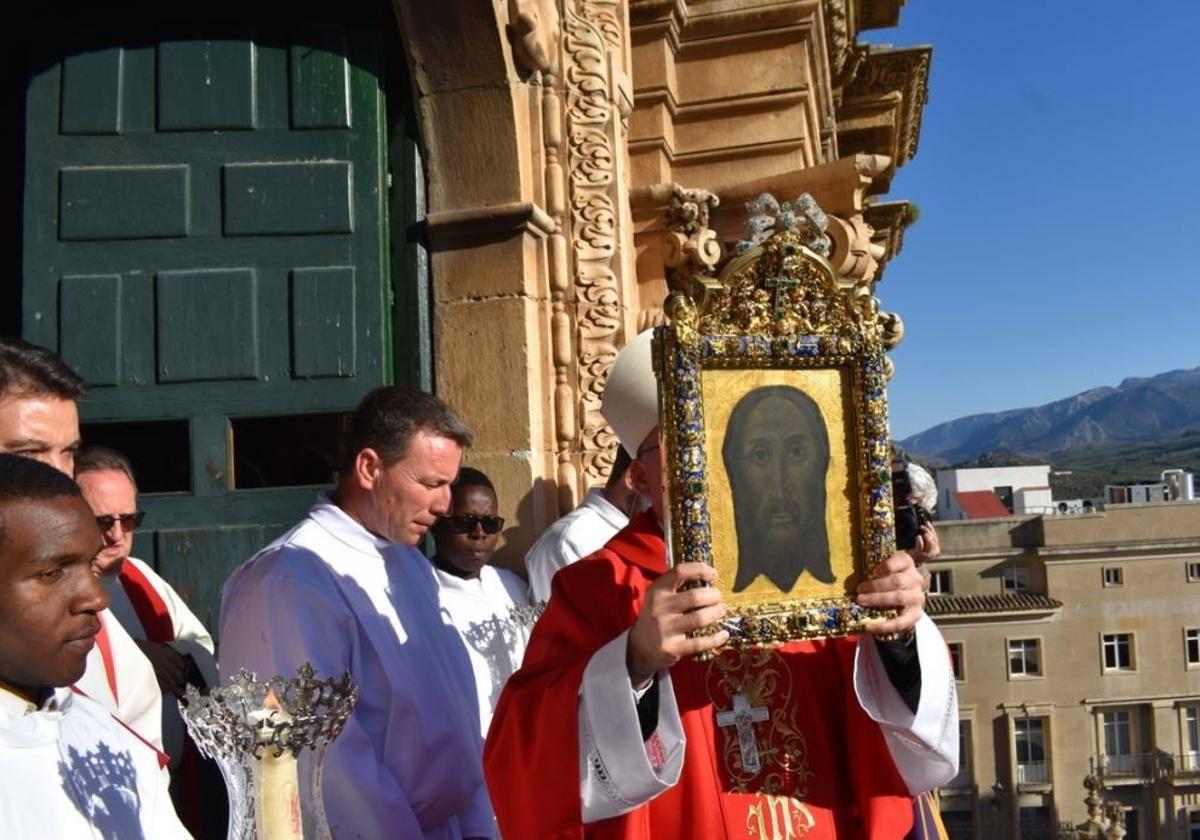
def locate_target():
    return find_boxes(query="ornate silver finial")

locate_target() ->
[180,664,357,839]
[737,193,831,256]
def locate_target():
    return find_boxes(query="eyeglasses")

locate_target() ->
[443,514,505,535]
[95,512,146,532]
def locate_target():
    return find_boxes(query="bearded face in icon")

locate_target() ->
[722,385,834,592]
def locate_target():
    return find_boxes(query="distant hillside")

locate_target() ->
[1045,428,1200,499]
[899,367,1200,463]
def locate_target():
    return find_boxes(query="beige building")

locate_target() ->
[928,501,1200,840]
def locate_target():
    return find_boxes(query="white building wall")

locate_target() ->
[935,465,1052,520]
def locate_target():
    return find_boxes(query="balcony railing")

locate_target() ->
[1159,753,1200,779]
[1017,761,1049,784]
[1090,752,1156,780]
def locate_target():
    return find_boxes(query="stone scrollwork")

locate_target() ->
[825,214,886,286]
[664,185,721,293]
[508,0,562,74]
[565,1,625,491]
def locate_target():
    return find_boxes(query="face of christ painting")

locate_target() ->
[721,385,834,593]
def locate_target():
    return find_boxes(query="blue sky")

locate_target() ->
[873,1,1200,439]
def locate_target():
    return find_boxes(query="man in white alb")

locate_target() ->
[75,445,218,766]
[0,454,188,838]
[429,467,530,735]
[221,386,492,840]
[0,337,164,752]
[525,445,635,604]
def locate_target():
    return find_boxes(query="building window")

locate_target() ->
[994,485,1014,512]
[1102,633,1135,671]
[1184,707,1200,774]
[1103,567,1123,587]
[1014,717,1048,783]
[1003,565,1030,592]
[1101,710,1135,774]
[1009,638,1042,677]
[1187,629,1200,667]
[946,720,972,788]
[948,642,965,681]
[929,569,951,595]
[1188,561,1200,582]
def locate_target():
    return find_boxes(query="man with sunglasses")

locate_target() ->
[221,386,493,840]
[0,337,167,757]
[75,446,217,770]
[431,467,531,736]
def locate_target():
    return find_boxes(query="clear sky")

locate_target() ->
[873,0,1200,439]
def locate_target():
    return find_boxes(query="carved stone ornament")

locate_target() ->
[664,185,721,293]
[653,194,900,647]
[565,0,624,487]
[508,0,562,74]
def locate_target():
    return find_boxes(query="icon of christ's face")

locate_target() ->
[723,386,834,592]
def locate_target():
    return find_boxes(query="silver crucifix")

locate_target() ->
[716,691,769,774]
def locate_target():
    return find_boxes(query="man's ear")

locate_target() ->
[352,448,384,490]
[628,457,653,498]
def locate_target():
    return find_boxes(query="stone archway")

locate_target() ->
[388,1,647,572]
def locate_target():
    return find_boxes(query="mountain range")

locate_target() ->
[898,366,1200,465]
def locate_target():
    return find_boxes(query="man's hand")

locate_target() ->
[134,639,190,696]
[627,563,729,687]
[911,522,940,565]
[855,550,926,637]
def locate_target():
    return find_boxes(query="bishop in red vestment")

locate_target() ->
[484,331,958,839]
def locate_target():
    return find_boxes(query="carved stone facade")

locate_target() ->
[391,0,929,571]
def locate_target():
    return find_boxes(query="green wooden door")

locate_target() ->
[20,5,426,634]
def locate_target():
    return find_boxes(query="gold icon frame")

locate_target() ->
[652,229,898,646]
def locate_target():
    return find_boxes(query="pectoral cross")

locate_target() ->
[716,692,770,774]
[765,274,799,320]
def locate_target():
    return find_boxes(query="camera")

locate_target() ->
[892,460,933,551]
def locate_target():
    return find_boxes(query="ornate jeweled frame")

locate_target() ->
[653,223,897,647]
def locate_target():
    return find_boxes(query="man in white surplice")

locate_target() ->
[0,454,188,839]
[429,467,531,736]
[525,445,636,604]
[0,337,164,753]
[76,446,218,769]
[220,387,492,840]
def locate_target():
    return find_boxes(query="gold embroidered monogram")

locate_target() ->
[706,648,814,799]
[746,794,817,840]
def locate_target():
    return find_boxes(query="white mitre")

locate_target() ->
[601,329,659,457]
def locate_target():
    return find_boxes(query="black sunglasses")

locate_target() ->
[443,514,505,535]
[95,512,146,532]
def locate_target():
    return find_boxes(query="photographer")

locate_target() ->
[892,458,941,569]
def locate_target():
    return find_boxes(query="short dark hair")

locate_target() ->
[605,446,633,492]
[341,386,472,471]
[0,337,87,401]
[0,453,84,551]
[75,446,138,492]
[454,466,494,493]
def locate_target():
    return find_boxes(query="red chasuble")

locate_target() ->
[485,511,915,839]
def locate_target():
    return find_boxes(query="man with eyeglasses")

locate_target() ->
[430,467,531,736]
[486,330,959,838]
[75,446,217,771]
[221,386,493,840]
[0,337,168,757]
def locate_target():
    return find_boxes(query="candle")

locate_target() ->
[250,688,303,840]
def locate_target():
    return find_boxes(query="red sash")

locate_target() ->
[118,562,175,643]
[68,686,171,769]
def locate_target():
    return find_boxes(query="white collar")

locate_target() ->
[0,685,38,717]
[307,492,395,556]
[433,564,491,593]
[582,488,630,530]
